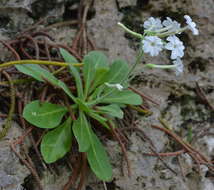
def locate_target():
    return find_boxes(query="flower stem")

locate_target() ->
[118,22,143,39]
[145,63,176,69]
[127,51,144,79]
[156,26,188,37]
[155,25,173,33]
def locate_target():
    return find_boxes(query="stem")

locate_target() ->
[155,25,173,33]
[0,60,82,69]
[118,22,146,81]
[156,26,188,38]
[145,64,176,69]
[118,22,143,39]
[127,50,144,80]
[144,26,173,34]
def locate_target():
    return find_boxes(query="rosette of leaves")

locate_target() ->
[17,49,142,181]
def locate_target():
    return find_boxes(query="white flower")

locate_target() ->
[142,36,163,56]
[173,58,184,75]
[105,83,124,91]
[162,17,181,32]
[184,15,199,35]
[165,35,185,59]
[143,17,163,31]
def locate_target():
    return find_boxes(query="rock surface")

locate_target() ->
[0,0,213,189]
[87,0,137,63]
[0,120,30,190]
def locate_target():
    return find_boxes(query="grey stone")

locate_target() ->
[200,178,214,190]
[117,0,137,8]
[0,120,30,190]
[0,0,36,12]
[87,0,137,63]
[40,169,70,190]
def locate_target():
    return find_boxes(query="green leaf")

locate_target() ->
[60,48,83,99]
[87,111,109,128]
[23,100,67,128]
[89,85,105,100]
[59,48,78,63]
[76,98,91,113]
[72,111,93,152]
[83,51,108,97]
[16,64,77,102]
[104,59,129,84]
[41,118,72,163]
[16,64,50,82]
[89,68,109,94]
[68,64,84,99]
[57,81,77,103]
[96,104,124,119]
[87,133,112,181]
[101,90,142,105]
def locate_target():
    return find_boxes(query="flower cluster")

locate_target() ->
[141,15,199,75]
[118,15,198,76]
